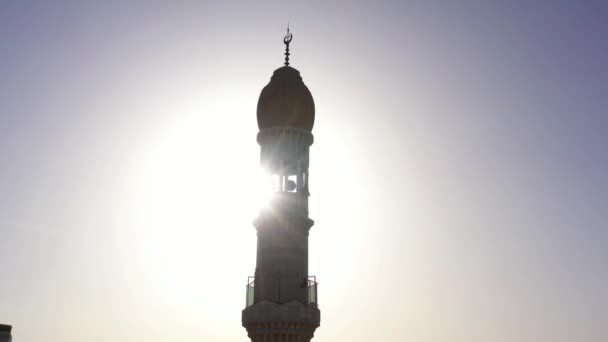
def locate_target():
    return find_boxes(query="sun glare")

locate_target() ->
[115,95,362,323]
[117,100,263,309]
[254,168,275,210]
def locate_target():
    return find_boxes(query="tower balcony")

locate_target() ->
[245,276,318,308]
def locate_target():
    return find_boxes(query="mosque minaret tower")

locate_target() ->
[242,29,321,342]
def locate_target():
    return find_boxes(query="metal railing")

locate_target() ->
[245,276,255,308]
[245,276,318,307]
[307,276,318,306]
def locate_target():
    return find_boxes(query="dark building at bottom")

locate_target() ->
[0,324,11,342]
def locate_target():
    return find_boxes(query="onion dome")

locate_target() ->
[256,28,315,131]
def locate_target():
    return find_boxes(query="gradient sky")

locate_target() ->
[1,1,607,341]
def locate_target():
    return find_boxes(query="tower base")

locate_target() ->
[242,301,320,342]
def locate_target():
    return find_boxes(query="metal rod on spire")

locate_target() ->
[283,24,292,66]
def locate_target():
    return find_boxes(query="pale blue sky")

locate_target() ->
[1,1,606,341]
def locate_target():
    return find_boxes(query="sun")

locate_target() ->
[116,101,264,309]
[112,88,360,323]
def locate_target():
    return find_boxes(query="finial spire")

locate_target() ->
[283,24,293,66]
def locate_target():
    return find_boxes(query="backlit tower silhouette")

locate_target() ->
[242,29,321,342]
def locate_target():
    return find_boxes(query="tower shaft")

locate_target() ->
[242,128,320,342]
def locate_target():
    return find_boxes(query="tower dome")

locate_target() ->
[257,66,315,131]
[256,28,315,132]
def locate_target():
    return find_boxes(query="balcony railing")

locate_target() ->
[245,276,318,308]
[307,276,318,306]
[245,276,255,308]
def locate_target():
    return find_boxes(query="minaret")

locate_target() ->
[242,29,321,342]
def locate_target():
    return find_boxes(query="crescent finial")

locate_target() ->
[284,24,292,66]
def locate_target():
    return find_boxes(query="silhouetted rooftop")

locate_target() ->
[257,66,315,131]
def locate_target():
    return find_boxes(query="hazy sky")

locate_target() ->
[1,1,607,341]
